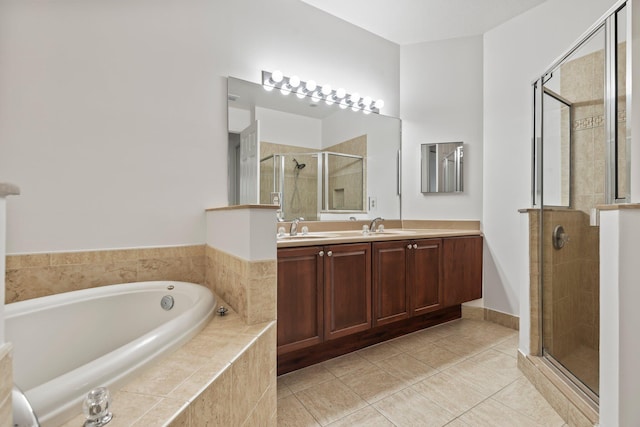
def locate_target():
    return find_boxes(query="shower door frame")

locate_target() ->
[531,0,631,405]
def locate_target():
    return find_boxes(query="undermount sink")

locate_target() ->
[373,229,417,235]
[277,232,341,240]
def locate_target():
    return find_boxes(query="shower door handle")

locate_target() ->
[552,225,570,249]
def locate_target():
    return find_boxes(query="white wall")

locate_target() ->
[400,35,484,221]
[256,107,322,149]
[599,209,640,426]
[482,0,618,315]
[0,0,399,254]
[321,111,402,220]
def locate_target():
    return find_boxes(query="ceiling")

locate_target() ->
[301,0,547,45]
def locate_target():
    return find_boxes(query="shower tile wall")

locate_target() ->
[260,141,319,221]
[325,135,367,211]
[538,209,599,392]
[5,245,205,303]
[561,47,606,214]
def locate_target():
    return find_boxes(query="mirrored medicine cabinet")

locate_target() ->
[420,142,464,193]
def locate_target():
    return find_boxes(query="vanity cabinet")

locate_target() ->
[277,233,483,373]
[277,246,324,354]
[442,236,483,306]
[323,243,372,340]
[372,239,442,327]
[277,243,371,353]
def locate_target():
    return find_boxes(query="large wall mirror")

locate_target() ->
[421,142,464,193]
[227,76,401,221]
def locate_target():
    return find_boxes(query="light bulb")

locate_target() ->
[349,93,360,105]
[374,99,385,109]
[321,84,332,96]
[271,70,284,83]
[280,87,291,95]
[362,96,372,107]
[363,107,372,115]
[296,87,306,99]
[289,75,301,88]
[305,80,317,92]
[335,88,346,99]
[339,99,349,109]
[311,91,321,103]
[325,97,335,105]
[263,81,274,91]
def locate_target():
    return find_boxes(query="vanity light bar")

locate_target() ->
[262,70,384,114]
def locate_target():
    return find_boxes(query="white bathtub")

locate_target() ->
[5,281,216,426]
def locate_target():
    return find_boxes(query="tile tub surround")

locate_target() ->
[0,343,12,427]
[5,245,206,303]
[205,245,277,325]
[61,302,277,427]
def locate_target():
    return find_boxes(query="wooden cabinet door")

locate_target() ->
[277,246,324,354]
[442,236,483,306]
[372,240,410,326]
[324,243,372,340]
[410,239,442,316]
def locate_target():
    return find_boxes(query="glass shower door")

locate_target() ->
[536,23,607,401]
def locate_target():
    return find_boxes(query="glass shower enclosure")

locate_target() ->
[260,152,365,221]
[532,1,629,403]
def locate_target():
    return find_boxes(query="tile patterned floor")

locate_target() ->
[277,319,567,427]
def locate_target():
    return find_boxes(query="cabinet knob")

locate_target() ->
[318,250,324,257]
[407,244,412,249]
[327,251,333,257]
[413,244,418,249]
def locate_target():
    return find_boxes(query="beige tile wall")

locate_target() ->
[461,306,519,330]
[535,209,599,360]
[261,141,320,221]
[5,245,205,303]
[0,343,12,427]
[205,245,276,325]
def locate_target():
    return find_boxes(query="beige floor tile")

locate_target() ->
[339,364,409,404]
[373,352,437,384]
[412,371,487,417]
[442,358,515,396]
[357,341,402,363]
[467,348,523,382]
[493,377,565,427]
[277,394,320,427]
[277,380,293,400]
[433,334,493,357]
[444,419,472,426]
[412,344,467,370]
[492,335,520,358]
[280,364,336,393]
[459,399,541,427]
[295,378,368,426]
[374,388,455,427]
[321,352,376,378]
[388,329,440,353]
[326,406,395,427]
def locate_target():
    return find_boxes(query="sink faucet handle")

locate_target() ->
[290,217,303,236]
[369,217,384,232]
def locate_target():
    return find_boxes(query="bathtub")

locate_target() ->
[5,281,216,426]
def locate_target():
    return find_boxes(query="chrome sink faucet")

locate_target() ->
[369,217,383,232]
[290,217,303,236]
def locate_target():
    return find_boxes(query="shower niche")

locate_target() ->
[259,138,366,221]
